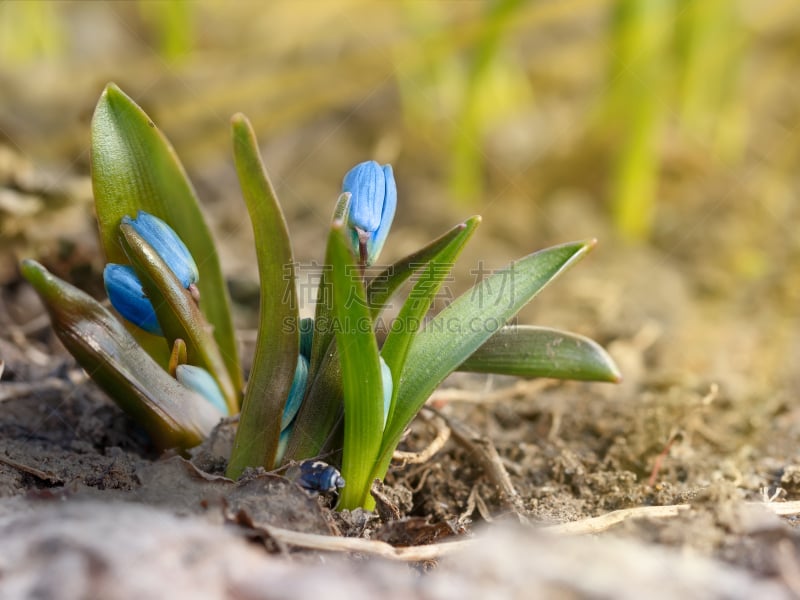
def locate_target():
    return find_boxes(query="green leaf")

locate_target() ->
[297,193,353,451]
[371,239,596,485]
[91,83,241,394]
[283,219,483,464]
[328,222,384,511]
[281,341,343,464]
[458,325,621,382]
[366,219,477,318]
[119,224,239,415]
[282,199,349,464]
[308,192,350,379]
[380,215,480,426]
[227,114,299,479]
[20,260,223,450]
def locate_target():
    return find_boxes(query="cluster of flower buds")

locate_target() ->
[102,211,231,415]
[104,211,199,335]
[24,73,620,512]
[101,159,397,453]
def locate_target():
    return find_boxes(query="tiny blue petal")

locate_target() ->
[281,354,309,431]
[175,364,228,416]
[122,211,199,289]
[342,161,397,265]
[380,356,393,429]
[104,264,162,335]
[299,317,314,362]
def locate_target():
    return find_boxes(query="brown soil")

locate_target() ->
[3,182,800,597]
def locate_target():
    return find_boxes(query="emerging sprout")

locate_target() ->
[22,85,621,511]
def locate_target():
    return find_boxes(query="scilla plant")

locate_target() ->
[21,84,620,510]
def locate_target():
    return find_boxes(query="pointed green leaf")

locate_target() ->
[366,220,477,318]
[119,224,239,415]
[20,260,223,450]
[458,325,621,382]
[227,114,299,478]
[284,219,482,464]
[281,343,343,464]
[371,239,596,485]
[284,218,478,461]
[282,203,347,464]
[91,83,241,393]
[308,192,350,379]
[328,222,384,511]
[380,215,480,425]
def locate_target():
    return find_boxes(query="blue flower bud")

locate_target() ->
[281,354,309,431]
[122,211,199,290]
[175,364,228,416]
[342,161,396,265]
[380,356,393,428]
[103,264,162,335]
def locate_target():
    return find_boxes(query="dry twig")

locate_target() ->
[543,501,800,535]
[543,504,690,534]
[392,409,451,466]
[252,501,800,561]
[0,454,62,483]
[261,524,474,561]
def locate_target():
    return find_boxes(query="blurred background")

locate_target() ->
[1,0,799,400]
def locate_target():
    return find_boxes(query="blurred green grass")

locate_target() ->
[0,0,798,262]
[2,0,800,403]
